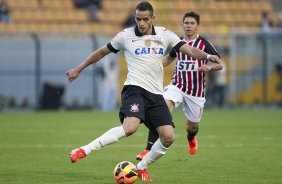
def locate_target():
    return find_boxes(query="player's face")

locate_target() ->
[135,10,155,35]
[183,17,198,38]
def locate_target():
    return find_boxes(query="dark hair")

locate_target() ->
[183,11,200,24]
[135,1,154,16]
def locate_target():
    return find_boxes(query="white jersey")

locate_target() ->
[109,26,182,94]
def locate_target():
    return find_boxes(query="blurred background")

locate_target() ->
[0,0,282,111]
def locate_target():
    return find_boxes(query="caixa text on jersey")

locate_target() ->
[135,47,164,55]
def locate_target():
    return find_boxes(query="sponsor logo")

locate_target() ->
[135,47,164,55]
[153,39,162,45]
[153,36,163,45]
[177,61,196,71]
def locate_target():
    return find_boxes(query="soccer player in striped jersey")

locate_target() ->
[67,2,220,181]
[136,11,223,160]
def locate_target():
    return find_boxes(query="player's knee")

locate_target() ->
[160,132,175,147]
[122,117,140,136]
[123,125,138,136]
[122,122,139,136]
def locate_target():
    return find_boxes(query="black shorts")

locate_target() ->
[119,85,174,131]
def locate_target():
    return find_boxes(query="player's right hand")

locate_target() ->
[66,68,80,82]
[207,55,220,64]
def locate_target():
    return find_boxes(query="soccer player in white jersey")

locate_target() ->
[136,11,224,160]
[67,2,220,181]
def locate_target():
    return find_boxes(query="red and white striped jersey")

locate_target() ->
[169,35,220,97]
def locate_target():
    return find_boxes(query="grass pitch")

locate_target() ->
[0,109,281,184]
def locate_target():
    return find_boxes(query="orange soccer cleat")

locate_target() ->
[188,137,198,155]
[137,169,152,182]
[136,150,150,160]
[69,148,86,163]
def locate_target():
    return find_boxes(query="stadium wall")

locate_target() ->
[1,29,282,110]
[0,33,115,110]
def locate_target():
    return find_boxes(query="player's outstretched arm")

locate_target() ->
[67,45,111,82]
[179,44,220,64]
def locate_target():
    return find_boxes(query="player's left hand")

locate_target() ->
[207,54,220,63]
[198,65,211,72]
[66,68,80,82]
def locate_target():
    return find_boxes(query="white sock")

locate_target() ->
[137,138,168,170]
[81,126,126,155]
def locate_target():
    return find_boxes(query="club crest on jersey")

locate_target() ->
[130,103,139,112]
[144,39,151,47]
[135,47,164,55]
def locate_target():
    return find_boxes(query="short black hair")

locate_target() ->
[183,11,200,25]
[135,1,154,16]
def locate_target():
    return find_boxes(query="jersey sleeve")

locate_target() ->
[108,31,126,53]
[164,30,186,54]
[204,39,221,58]
[165,30,183,49]
[169,49,177,58]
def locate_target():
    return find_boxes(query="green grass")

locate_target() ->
[0,109,282,184]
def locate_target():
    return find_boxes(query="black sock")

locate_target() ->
[187,126,199,141]
[145,130,159,150]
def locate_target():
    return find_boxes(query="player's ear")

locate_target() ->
[151,15,155,21]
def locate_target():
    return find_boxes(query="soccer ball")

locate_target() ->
[113,161,138,184]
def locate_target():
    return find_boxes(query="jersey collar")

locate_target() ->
[183,34,199,42]
[134,25,156,36]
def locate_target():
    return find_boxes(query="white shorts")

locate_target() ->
[163,84,206,122]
